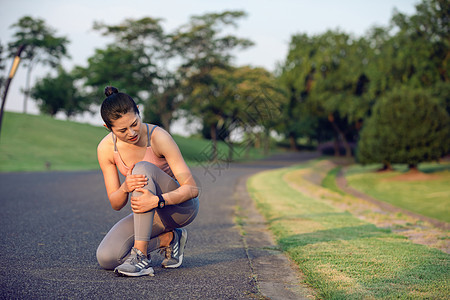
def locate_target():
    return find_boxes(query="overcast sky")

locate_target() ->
[1,0,419,127]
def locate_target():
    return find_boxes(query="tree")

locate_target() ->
[188,65,284,160]
[78,17,182,131]
[31,66,89,117]
[364,0,449,98]
[8,16,70,113]
[76,45,156,104]
[357,87,449,170]
[390,0,449,87]
[174,11,254,159]
[280,31,372,155]
[228,66,285,156]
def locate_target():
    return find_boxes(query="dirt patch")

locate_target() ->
[387,172,442,181]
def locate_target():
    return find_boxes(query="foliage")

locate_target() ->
[389,0,449,88]
[357,87,450,168]
[7,16,70,112]
[174,11,254,159]
[173,11,254,72]
[75,45,156,104]
[76,17,166,100]
[0,41,6,93]
[278,0,449,163]
[279,31,372,154]
[80,17,182,131]
[31,66,90,117]
[188,65,285,159]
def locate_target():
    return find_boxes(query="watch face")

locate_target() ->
[159,201,164,208]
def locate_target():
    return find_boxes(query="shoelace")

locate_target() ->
[129,249,147,265]
[158,246,172,259]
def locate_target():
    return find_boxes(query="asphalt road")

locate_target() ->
[0,152,318,299]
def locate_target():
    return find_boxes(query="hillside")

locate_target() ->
[0,112,265,172]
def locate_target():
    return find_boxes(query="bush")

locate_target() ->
[357,87,450,168]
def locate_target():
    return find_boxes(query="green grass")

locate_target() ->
[0,112,106,172]
[0,112,268,172]
[321,166,345,195]
[345,163,450,223]
[247,165,449,299]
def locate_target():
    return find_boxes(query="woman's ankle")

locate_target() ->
[160,231,174,248]
[134,240,148,255]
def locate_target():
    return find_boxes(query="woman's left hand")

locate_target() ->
[130,188,158,213]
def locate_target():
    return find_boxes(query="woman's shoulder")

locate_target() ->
[97,132,114,154]
[150,124,172,142]
[149,125,178,156]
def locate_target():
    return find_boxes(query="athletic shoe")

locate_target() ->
[161,228,188,268]
[114,247,154,277]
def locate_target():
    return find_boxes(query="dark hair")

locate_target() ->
[100,86,139,129]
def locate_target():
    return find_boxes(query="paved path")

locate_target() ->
[0,152,318,299]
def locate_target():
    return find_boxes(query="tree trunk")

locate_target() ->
[333,134,341,157]
[342,139,352,157]
[288,132,297,151]
[254,132,261,149]
[210,123,217,161]
[408,164,419,172]
[378,162,393,172]
[227,136,234,162]
[263,129,270,156]
[160,112,172,134]
[24,64,34,114]
[329,114,352,157]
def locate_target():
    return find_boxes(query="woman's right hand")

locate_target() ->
[121,164,148,193]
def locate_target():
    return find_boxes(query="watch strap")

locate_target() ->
[157,194,165,208]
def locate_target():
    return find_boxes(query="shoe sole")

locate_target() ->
[114,267,155,277]
[163,228,187,269]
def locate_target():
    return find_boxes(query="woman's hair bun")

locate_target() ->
[104,86,119,97]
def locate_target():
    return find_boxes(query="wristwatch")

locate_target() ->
[157,194,166,209]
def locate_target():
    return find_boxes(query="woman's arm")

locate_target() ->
[130,128,199,213]
[153,128,199,204]
[97,138,148,210]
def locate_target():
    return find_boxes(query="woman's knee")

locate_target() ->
[96,244,119,270]
[132,161,159,176]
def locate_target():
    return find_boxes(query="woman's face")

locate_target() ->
[110,111,143,144]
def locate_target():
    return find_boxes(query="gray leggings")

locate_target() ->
[96,161,199,270]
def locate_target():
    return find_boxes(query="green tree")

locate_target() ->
[189,65,284,160]
[280,31,372,155]
[356,0,450,168]
[357,87,449,170]
[76,45,155,104]
[364,0,449,100]
[390,0,449,88]
[78,17,180,131]
[174,11,254,159]
[8,16,70,113]
[31,66,89,117]
[173,11,253,72]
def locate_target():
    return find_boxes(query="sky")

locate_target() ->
[0,0,419,129]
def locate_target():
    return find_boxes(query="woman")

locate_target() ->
[96,86,199,277]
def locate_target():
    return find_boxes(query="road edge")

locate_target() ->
[234,174,316,300]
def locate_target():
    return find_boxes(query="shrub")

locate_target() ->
[357,87,450,169]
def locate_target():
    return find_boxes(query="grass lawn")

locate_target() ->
[321,166,345,195]
[0,112,106,172]
[344,163,450,223]
[0,112,267,172]
[247,163,449,299]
